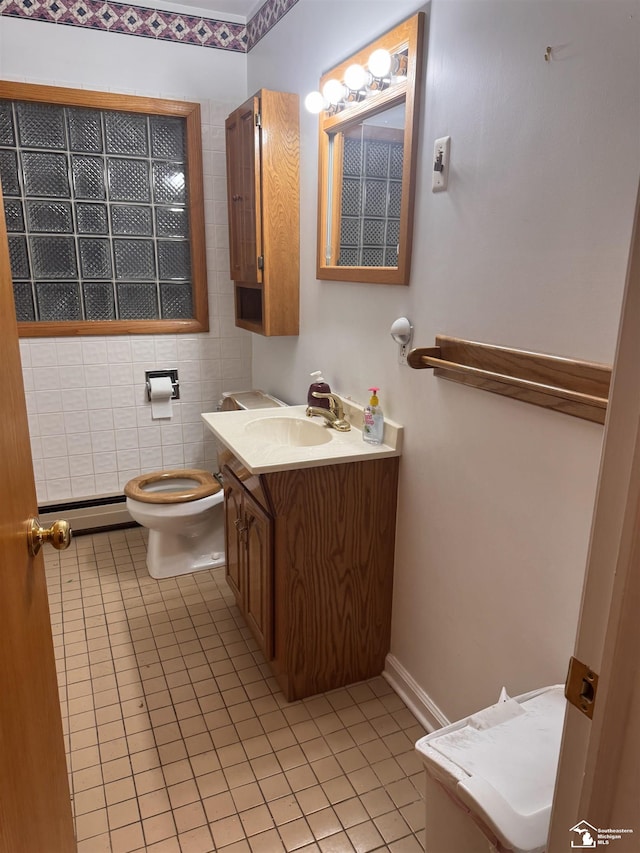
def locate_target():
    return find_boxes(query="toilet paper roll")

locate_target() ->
[148,376,174,419]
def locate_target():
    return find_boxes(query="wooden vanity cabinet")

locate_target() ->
[222,465,274,660]
[221,450,400,702]
[225,89,299,337]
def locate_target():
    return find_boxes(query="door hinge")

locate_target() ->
[565,656,599,720]
[255,112,262,128]
[257,255,264,270]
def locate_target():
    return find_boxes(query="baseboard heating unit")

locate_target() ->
[38,495,136,536]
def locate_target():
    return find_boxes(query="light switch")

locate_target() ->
[432,136,451,192]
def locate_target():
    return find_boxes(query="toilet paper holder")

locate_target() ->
[145,369,180,401]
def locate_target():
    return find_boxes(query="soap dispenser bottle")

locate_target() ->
[308,371,331,410]
[363,387,384,445]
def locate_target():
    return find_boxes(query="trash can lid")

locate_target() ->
[415,685,565,853]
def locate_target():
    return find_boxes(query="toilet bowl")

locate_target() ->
[124,468,224,579]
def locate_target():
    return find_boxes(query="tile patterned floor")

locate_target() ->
[45,528,426,852]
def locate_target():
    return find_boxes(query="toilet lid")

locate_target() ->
[124,469,221,504]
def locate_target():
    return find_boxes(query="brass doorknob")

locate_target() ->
[28,518,72,556]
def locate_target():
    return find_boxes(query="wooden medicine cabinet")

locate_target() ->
[315,13,425,285]
[225,90,300,336]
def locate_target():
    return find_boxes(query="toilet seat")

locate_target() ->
[124,468,221,504]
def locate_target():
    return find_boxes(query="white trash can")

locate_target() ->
[415,685,565,853]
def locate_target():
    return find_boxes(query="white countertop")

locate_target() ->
[201,402,403,474]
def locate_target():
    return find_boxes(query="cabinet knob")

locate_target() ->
[232,194,241,202]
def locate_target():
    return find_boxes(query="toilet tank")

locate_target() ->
[219,390,287,411]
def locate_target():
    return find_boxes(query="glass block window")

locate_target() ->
[0,83,208,336]
[338,135,403,268]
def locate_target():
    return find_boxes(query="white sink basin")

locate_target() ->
[244,416,332,447]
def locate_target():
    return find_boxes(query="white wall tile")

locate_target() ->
[84,364,109,387]
[15,93,253,503]
[113,408,138,430]
[30,342,58,367]
[176,360,201,382]
[107,339,132,363]
[160,424,183,445]
[82,339,108,364]
[71,476,96,498]
[32,366,60,391]
[93,452,117,473]
[44,455,70,480]
[162,445,184,468]
[115,428,139,450]
[69,454,94,476]
[67,433,92,455]
[137,425,161,446]
[130,338,156,362]
[63,365,87,389]
[22,368,34,392]
[140,446,163,469]
[30,435,43,461]
[24,392,37,416]
[182,422,203,444]
[86,387,113,410]
[91,430,116,452]
[95,473,120,494]
[89,410,114,432]
[47,478,72,500]
[56,341,83,365]
[62,388,88,412]
[64,411,90,434]
[39,412,66,435]
[117,449,140,470]
[35,390,63,413]
[19,340,32,368]
[109,363,134,385]
[110,386,136,408]
[154,338,178,362]
[177,337,201,360]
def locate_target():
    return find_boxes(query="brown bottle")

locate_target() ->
[307,370,331,410]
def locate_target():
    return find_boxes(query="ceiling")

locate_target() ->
[163,0,260,20]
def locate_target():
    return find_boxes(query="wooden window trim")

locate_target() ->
[0,81,208,337]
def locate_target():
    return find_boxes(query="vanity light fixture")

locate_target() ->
[305,47,407,114]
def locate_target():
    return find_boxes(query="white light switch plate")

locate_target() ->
[432,135,451,191]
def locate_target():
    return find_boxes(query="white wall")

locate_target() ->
[246,0,640,720]
[0,16,251,503]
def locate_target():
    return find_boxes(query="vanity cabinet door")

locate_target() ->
[222,467,244,605]
[225,89,300,336]
[243,490,274,660]
[222,466,274,660]
[225,96,261,285]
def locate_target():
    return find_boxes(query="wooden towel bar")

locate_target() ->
[408,336,612,424]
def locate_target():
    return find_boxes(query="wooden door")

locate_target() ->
[0,195,76,850]
[222,466,244,605]
[243,489,274,660]
[225,95,262,285]
[548,182,640,847]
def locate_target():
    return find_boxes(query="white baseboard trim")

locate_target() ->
[383,653,450,733]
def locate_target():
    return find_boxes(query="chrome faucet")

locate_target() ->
[306,391,351,431]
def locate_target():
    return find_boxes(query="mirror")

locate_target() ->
[315,13,425,285]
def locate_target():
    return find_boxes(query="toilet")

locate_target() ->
[125,390,287,579]
[125,469,225,579]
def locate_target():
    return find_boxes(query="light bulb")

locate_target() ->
[322,79,345,106]
[368,48,392,78]
[344,63,368,92]
[304,91,325,114]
